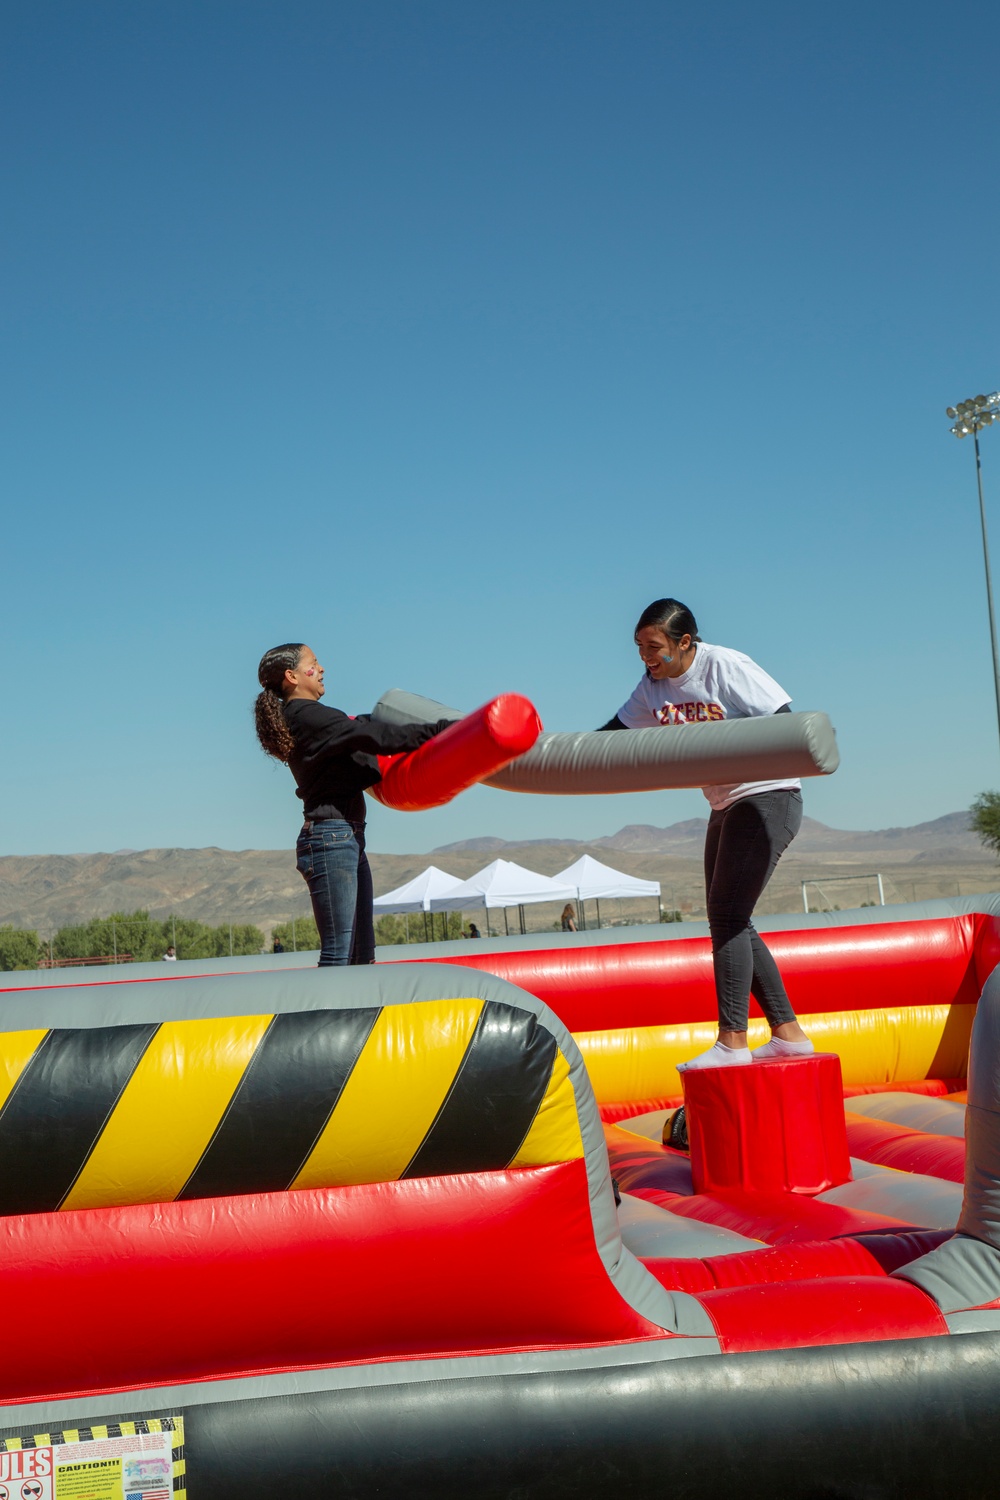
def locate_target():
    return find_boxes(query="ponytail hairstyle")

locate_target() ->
[254,643,306,761]
[634,598,702,645]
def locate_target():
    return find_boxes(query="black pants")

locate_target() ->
[704,788,802,1033]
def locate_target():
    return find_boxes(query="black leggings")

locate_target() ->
[704,789,802,1033]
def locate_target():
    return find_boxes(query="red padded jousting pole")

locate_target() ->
[369,694,542,812]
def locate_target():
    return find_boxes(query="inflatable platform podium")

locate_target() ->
[682,1053,852,1195]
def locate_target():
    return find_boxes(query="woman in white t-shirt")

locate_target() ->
[600,597,813,1071]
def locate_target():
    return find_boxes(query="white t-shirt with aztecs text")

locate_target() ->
[616,641,801,811]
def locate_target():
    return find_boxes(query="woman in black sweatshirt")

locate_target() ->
[255,643,450,966]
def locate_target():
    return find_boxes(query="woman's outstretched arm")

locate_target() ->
[288,700,451,759]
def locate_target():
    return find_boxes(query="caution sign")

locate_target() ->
[0,1419,183,1500]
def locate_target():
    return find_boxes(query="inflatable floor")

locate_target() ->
[1,896,999,1497]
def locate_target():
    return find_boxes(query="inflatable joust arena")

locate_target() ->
[3,696,1000,1497]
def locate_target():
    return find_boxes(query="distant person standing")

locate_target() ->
[272,937,285,953]
[599,597,812,1071]
[162,945,177,962]
[254,643,451,967]
[561,904,578,932]
[467,923,482,939]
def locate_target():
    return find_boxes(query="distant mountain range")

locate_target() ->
[434,812,982,859]
[0,813,992,935]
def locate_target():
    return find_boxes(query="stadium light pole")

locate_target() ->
[947,391,1000,752]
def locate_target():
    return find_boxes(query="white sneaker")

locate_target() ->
[677,1041,753,1073]
[752,1037,815,1062]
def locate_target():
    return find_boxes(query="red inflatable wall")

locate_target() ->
[405,913,1000,1031]
[0,1159,666,1406]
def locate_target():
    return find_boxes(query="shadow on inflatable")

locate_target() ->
[2,896,1000,1497]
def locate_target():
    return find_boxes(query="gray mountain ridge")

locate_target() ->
[0,812,991,933]
[433,812,978,857]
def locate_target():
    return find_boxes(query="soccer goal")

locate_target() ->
[800,872,886,913]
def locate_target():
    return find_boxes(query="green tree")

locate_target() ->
[270,913,463,952]
[148,916,263,960]
[53,924,93,960]
[271,916,321,952]
[211,923,265,957]
[971,792,1000,857]
[0,926,40,971]
[50,911,264,964]
[53,911,161,962]
[88,911,164,962]
[161,916,220,960]
[373,912,463,946]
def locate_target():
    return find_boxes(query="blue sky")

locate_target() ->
[3,0,999,857]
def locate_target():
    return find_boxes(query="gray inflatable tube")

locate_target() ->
[373,688,840,794]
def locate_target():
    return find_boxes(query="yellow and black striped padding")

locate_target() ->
[0,998,583,1215]
[573,1002,975,1104]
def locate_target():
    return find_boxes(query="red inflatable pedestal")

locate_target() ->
[683,1054,852,1197]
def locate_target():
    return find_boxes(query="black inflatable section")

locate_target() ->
[403,1000,557,1177]
[178,1007,379,1199]
[13,1331,985,1498]
[0,1023,159,1213]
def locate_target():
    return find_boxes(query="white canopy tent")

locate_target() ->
[373,866,464,915]
[373,865,464,941]
[428,858,577,937]
[553,854,661,930]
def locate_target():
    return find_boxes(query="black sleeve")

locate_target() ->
[774,703,791,714]
[293,702,452,759]
[595,714,629,731]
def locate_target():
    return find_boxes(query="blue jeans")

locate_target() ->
[295,818,375,967]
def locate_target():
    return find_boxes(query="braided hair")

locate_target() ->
[254,643,305,761]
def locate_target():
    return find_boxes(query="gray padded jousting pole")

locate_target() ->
[372,689,839,795]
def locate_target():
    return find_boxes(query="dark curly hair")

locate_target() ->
[254,643,305,761]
